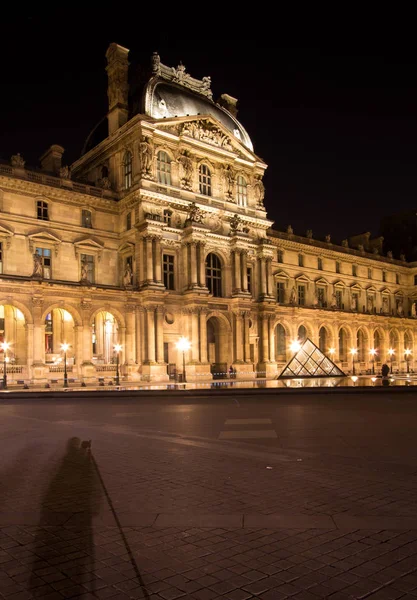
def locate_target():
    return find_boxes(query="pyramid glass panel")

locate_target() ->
[279,338,346,379]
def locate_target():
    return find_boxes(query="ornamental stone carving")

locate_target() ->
[185,202,204,224]
[11,153,25,168]
[229,214,243,234]
[177,151,193,190]
[98,176,112,189]
[139,137,154,178]
[222,165,235,200]
[32,253,43,278]
[59,166,71,179]
[180,121,233,151]
[253,176,265,208]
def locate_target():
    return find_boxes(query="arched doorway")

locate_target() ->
[0,304,27,365]
[338,327,348,362]
[44,309,75,364]
[318,326,328,353]
[207,316,230,378]
[92,311,119,364]
[389,329,400,368]
[357,328,367,363]
[404,331,413,372]
[275,324,287,362]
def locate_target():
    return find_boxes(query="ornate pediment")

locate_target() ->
[73,236,104,260]
[180,119,233,151]
[295,273,311,283]
[350,283,363,291]
[380,287,391,295]
[27,229,62,254]
[333,279,346,288]
[273,269,290,280]
[151,53,213,100]
[118,242,135,254]
[0,221,14,236]
[315,277,330,286]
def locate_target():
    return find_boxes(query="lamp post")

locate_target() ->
[1,341,10,389]
[349,348,357,375]
[61,343,70,388]
[176,337,191,383]
[369,348,377,375]
[388,347,395,374]
[404,348,412,374]
[114,344,122,385]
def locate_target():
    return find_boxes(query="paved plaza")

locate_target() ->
[0,391,417,599]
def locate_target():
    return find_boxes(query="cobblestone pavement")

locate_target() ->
[0,394,417,599]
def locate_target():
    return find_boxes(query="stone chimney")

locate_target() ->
[40,145,64,174]
[218,94,238,117]
[106,43,129,135]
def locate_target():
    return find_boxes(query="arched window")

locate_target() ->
[199,164,212,196]
[236,175,247,207]
[206,253,222,297]
[404,332,412,351]
[339,328,348,361]
[298,325,307,343]
[157,151,172,185]
[319,327,327,353]
[123,151,132,190]
[374,330,382,360]
[276,325,286,361]
[357,329,366,362]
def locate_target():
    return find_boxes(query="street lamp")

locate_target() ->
[349,348,357,375]
[60,343,70,388]
[369,348,377,375]
[388,347,395,374]
[404,348,412,374]
[176,337,191,383]
[328,347,336,360]
[1,341,10,389]
[114,344,122,385]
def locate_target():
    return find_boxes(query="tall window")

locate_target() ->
[37,200,49,220]
[317,287,325,307]
[126,211,132,230]
[368,268,372,279]
[247,268,252,295]
[277,249,284,263]
[81,254,94,283]
[319,327,327,353]
[277,281,285,303]
[199,164,212,196]
[352,292,359,311]
[297,285,305,306]
[339,328,347,361]
[236,175,247,206]
[82,209,92,228]
[276,324,286,360]
[157,151,172,185]
[357,330,366,363]
[336,261,340,274]
[163,210,172,226]
[206,253,222,297]
[352,264,357,276]
[298,325,307,342]
[298,254,304,267]
[0,242,2,274]
[318,257,323,270]
[382,270,386,282]
[396,273,400,284]
[336,290,342,309]
[123,151,132,190]
[36,247,51,279]
[45,313,53,353]
[163,254,175,290]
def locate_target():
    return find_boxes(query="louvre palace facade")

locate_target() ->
[1,43,417,384]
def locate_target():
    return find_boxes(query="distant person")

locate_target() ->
[381,363,390,377]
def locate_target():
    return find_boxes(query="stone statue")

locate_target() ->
[306,229,313,239]
[411,302,416,318]
[312,289,318,306]
[99,176,112,189]
[32,253,43,277]
[140,137,153,175]
[80,259,89,282]
[151,51,161,74]
[177,151,193,189]
[253,176,265,208]
[11,153,25,168]
[350,295,357,311]
[382,296,389,313]
[123,262,133,287]
[400,253,406,262]
[367,295,374,312]
[387,250,393,259]
[372,247,379,255]
[223,165,235,199]
[397,300,404,316]
[287,225,293,235]
[358,244,364,252]
[325,234,331,243]
[59,165,70,179]
[342,239,349,247]
[289,286,297,305]
[330,291,337,309]
[229,214,243,234]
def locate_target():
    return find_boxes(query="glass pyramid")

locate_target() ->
[279,338,346,378]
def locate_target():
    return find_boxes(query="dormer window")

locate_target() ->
[199,164,211,196]
[157,151,172,185]
[236,175,247,207]
[123,151,132,190]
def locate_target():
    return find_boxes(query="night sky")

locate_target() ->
[2,12,417,244]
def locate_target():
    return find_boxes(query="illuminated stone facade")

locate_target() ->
[1,43,417,384]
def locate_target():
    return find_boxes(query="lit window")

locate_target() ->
[157,151,172,185]
[206,253,222,296]
[317,287,325,307]
[163,254,175,290]
[37,200,49,220]
[297,285,305,306]
[277,281,285,303]
[277,249,284,263]
[236,175,247,207]
[82,209,92,228]
[318,257,323,270]
[336,290,343,309]
[81,254,94,283]
[199,164,212,196]
[298,254,304,267]
[123,151,132,190]
[126,212,132,230]
[36,247,51,279]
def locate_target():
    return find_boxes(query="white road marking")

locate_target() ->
[225,418,272,425]
[219,430,277,439]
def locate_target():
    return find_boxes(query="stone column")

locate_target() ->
[137,308,145,364]
[243,312,251,362]
[146,306,156,363]
[259,258,267,296]
[234,312,244,362]
[146,237,154,283]
[261,314,269,362]
[182,243,189,289]
[190,310,199,362]
[155,306,165,363]
[241,251,248,292]
[154,238,162,284]
[190,242,198,288]
[234,251,241,293]
[125,307,136,363]
[26,323,33,370]
[269,316,275,362]
[198,242,206,287]
[199,309,208,363]
[266,258,273,297]
[75,325,83,373]
[119,326,126,364]
[33,321,44,364]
